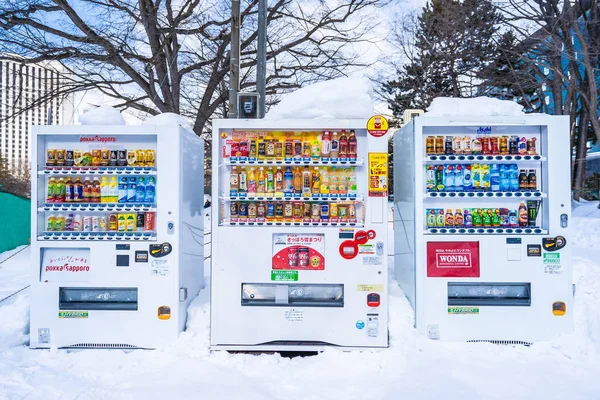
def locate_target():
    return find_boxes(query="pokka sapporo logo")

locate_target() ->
[79,136,117,143]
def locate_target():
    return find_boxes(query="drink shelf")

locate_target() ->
[222,195,362,202]
[425,227,547,235]
[425,191,546,199]
[38,167,156,175]
[222,220,363,227]
[38,203,156,212]
[423,155,545,163]
[225,158,363,166]
[38,231,156,241]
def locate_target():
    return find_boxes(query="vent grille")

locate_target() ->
[467,340,532,347]
[61,343,144,349]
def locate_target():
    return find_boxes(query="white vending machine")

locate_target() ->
[30,125,205,349]
[394,115,572,343]
[211,119,389,351]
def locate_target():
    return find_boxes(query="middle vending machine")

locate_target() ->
[210,119,389,351]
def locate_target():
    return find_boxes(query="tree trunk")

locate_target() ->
[573,109,589,201]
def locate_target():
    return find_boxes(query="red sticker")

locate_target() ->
[426,241,480,278]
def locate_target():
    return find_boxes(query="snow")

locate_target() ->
[142,113,194,132]
[1,203,600,399]
[425,97,525,117]
[265,77,375,120]
[78,106,126,125]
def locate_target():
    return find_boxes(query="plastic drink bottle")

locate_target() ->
[257,167,266,194]
[230,166,239,195]
[319,167,329,196]
[490,164,500,192]
[330,132,340,158]
[292,167,302,194]
[330,167,339,197]
[74,177,83,202]
[127,177,136,202]
[275,167,284,192]
[348,130,357,158]
[145,177,156,203]
[248,168,257,195]
[56,178,66,203]
[338,168,348,195]
[499,164,510,191]
[100,177,109,203]
[47,177,56,203]
[463,165,472,191]
[65,177,74,202]
[454,165,464,191]
[302,166,311,196]
[239,168,248,195]
[109,177,118,203]
[321,132,331,158]
[266,168,275,194]
[444,165,455,192]
[284,166,293,194]
[136,177,146,202]
[311,167,321,195]
[348,167,357,197]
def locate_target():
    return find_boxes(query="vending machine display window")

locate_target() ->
[59,287,138,310]
[447,282,531,307]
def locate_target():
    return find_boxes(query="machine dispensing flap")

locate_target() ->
[59,287,138,311]
[241,283,344,307]
[447,282,531,306]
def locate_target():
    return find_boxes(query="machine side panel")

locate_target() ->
[393,121,417,311]
[178,128,205,331]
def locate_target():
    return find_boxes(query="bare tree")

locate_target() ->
[0,0,381,142]
[0,157,30,198]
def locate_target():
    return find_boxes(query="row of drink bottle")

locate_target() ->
[230,166,357,197]
[230,201,358,223]
[229,131,358,161]
[425,135,537,156]
[46,148,155,167]
[425,164,537,192]
[46,212,156,232]
[426,201,540,228]
[47,176,156,204]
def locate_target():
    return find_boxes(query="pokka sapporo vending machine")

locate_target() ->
[394,115,573,343]
[29,124,205,349]
[210,118,389,351]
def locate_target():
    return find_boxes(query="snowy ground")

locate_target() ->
[1,203,599,399]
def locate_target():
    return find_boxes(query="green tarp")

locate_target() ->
[0,192,30,253]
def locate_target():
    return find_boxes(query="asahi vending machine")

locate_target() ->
[394,115,572,343]
[30,124,205,349]
[211,118,389,351]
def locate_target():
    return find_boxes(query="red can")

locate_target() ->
[239,140,249,157]
[288,247,299,267]
[298,247,310,267]
[490,137,499,155]
[481,137,491,155]
[230,141,240,157]
[144,211,155,231]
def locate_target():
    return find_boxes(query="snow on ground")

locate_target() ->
[1,204,600,399]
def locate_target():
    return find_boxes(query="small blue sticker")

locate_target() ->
[356,320,365,330]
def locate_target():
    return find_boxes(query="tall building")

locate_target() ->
[0,57,74,163]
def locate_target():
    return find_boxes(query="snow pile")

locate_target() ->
[266,77,374,120]
[425,97,525,117]
[79,106,126,125]
[142,113,194,132]
[571,201,600,248]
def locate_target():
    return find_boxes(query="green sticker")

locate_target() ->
[543,253,560,264]
[271,270,298,281]
[58,311,89,319]
[448,307,479,315]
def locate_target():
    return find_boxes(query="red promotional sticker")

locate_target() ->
[272,233,325,270]
[426,241,480,278]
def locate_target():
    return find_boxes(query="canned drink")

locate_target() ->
[249,140,257,158]
[481,136,491,155]
[275,141,283,158]
[117,149,127,166]
[293,140,303,157]
[509,136,519,154]
[230,201,239,218]
[284,202,293,219]
[303,202,311,219]
[239,202,248,219]
[320,203,329,221]
[91,149,101,166]
[136,212,145,231]
[435,136,444,155]
[230,141,240,157]
[426,209,436,227]
[239,139,249,157]
[288,247,299,267]
[109,150,119,166]
[46,149,57,166]
[293,202,303,220]
[65,150,74,167]
[98,215,108,232]
[145,149,155,166]
[499,136,509,155]
[136,150,146,166]
[527,138,537,155]
[348,204,357,221]
[444,136,453,155]
[248,202,257,219]
[266,140,275,158]
[330,203,338,219]
[311,203,320,220]
[298,247,310,267]
[285,140,294,157]
[338,204,348,221]
[490,137,499,154]
[100,149,110,166]
[426,136,435,155]
[56,149,66,166]
[275,202,284,220]
[258,141,266,159]
[257,202,266,218]
[267,201,275,217]
[144,211,155,231]
[92,216,100,231]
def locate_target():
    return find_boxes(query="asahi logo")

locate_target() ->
[477,126,492,134]
[436,251,472,268]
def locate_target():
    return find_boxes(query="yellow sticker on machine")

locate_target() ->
[368,153,388,197]
[357,284,384,292]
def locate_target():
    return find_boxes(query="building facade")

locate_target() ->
[0,58,74,163]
